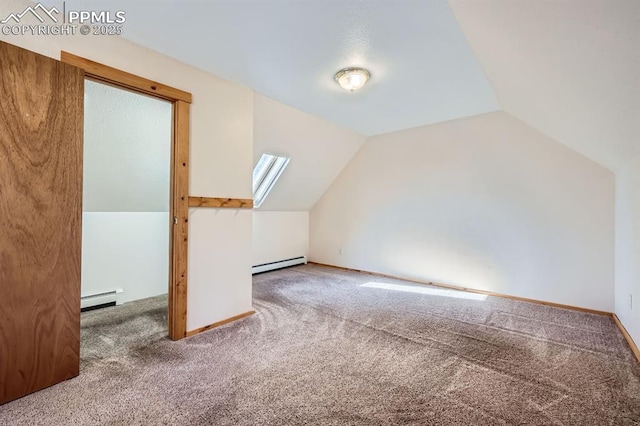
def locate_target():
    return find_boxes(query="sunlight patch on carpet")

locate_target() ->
[360,281,488,301]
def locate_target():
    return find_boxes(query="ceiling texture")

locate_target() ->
[46,0,638,173]
[48,0,500,137]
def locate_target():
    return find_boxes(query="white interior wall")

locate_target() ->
[83,80,172,213]
[251,94,364,267]
[0,0,254,332]
[81,213,169,304]
[252,94,366,211]
[253,212,309,266]
[82,81,172,304]
[310,112,615,312]
[615,155,640,344]
[188,209,253,328]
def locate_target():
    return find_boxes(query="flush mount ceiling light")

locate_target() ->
[334,67,371,92]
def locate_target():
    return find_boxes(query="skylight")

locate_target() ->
[252,153,290,208]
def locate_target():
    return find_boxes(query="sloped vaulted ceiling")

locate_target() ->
[448,0,640,171]
[37,0,638,198]
[253,94,366,211]
[42,0,500,137]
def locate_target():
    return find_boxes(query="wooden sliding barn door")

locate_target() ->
[0,41,83,404]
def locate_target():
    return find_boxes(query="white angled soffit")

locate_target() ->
[252,94,367,211]
[448,0,640,171]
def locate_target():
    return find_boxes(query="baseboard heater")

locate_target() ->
[252,256,307,274]
[81,289,123,311]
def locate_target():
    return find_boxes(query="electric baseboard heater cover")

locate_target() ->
[80,289,123,310]
[252,256,307,274]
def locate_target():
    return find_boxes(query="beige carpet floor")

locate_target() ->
[1,264,639,425]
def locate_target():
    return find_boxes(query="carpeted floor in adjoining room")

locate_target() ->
[1,264,639,425]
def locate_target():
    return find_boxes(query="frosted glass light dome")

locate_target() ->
[334,67,371,92]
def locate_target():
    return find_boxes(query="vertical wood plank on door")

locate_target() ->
[0,41,84,404]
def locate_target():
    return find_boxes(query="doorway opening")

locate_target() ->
[81,79,172,356]
[61,52,192,341]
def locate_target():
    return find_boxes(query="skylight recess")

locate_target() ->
[252,153,290,208]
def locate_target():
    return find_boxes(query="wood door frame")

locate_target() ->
[61,52,191,340]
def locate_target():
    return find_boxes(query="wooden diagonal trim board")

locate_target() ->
[188,196,253,209]
[186,311,255,337]
[612,314,640,363]
[60,51,192,103]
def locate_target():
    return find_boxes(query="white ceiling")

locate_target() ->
[448,0,640,171]
[41,0,638,173]
[52,0,499,136]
